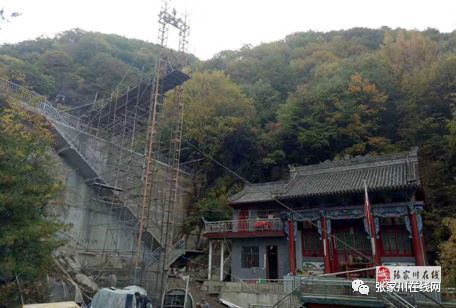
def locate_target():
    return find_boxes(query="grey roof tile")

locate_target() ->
[230,149,419,204]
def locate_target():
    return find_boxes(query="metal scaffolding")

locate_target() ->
[0,2,191,305]
[135,3,190,303]
[76,1,191,303]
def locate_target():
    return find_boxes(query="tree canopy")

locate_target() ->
[199,28,456,271]
[0,98,64,304]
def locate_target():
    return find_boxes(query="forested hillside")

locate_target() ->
[0,29,197,107]
[195,29,456,261]
[1,28,455,266]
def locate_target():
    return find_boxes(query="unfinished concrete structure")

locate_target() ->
[0,4,192,303]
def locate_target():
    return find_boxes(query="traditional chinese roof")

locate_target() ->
[230,149,419,205]
[230,181,288,204]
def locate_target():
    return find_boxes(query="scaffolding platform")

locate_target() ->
[162,69,190,93]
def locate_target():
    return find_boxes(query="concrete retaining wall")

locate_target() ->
[52,123,194,249]
[49,125,194,287]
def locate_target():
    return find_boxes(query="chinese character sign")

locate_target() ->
[376,266,441,293]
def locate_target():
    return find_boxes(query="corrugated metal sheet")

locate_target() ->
[230,149,419,204]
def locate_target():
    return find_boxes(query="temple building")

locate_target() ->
[204,149,426,281]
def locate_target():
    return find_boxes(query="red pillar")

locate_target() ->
[410,212,426,266]
[321,216,332,274]
[288,218,296,275]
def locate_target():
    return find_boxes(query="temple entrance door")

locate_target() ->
[266,245,278,279]
[238,209,248,231]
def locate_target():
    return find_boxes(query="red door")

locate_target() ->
[238,209,249,231]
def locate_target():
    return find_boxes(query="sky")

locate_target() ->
[1,0,455,60]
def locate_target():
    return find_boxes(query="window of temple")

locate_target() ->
[379,217,413,256]
[381,226,413,256]
[302,232,323,256]
[335,229,371,253]
[242,246,259,268]
[301,222,323,257]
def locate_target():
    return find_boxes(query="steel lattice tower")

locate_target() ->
[133,1,190,304]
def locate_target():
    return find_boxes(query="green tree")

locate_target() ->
[182,183,233,247]
[172,71,256,241]
[278,70,392,163]
[333,72,392,156]
[439,218,456,287]
[179,71,255,179]
[449,112,456,153]
[0,98,64,305]
[246,79,282,128]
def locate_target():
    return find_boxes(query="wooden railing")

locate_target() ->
[204,218,283,234]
